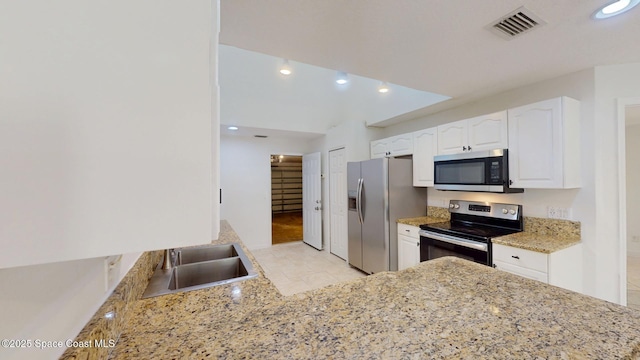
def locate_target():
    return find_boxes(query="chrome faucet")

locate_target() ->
[161,249,174,270]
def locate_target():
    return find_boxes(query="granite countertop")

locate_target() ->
[493,217,582,253]
[492,232,581,253]
[109,225,640,359]
[397,216,446,227]
[400,209,582,254]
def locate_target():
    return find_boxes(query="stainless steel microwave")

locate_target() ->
[433,149,523,193]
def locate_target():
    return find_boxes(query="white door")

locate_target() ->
[303,152,323,250]
[329,148,348,260]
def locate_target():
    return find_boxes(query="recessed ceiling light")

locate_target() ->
[594,0,640,19]
[378,82,390,94]
[336,71,349,85]
[279,59,292,76]
[227,126,239,131]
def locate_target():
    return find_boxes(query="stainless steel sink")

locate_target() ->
[142,243,257,298]
[169,257,249,290]
[175,244,237,265]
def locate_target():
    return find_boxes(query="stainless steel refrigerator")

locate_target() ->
[347,157,428,274]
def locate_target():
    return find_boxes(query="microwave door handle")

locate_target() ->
[357,178,364,224]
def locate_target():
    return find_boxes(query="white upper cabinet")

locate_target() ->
[0,0,219,269]
[412,127,438,187]
[370,134,413,158]
[370,139,390,159]
[437,111,508,155]
[467,111,509,151]
[437,119,468,154]
[507,97,581,189]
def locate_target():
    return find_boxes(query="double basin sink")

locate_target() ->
[142,243,258,298]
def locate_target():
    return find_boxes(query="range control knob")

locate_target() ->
[502,208,508,214]
[454,204,460,209]
[509,209,517,215]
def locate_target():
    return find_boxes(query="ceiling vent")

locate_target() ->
[487,7,546,40]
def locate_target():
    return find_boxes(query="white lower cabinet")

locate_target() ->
[493,243,582,293]
[398,224,420,270]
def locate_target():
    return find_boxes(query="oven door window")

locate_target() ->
[435,160,485,184]
[420,236,489,266]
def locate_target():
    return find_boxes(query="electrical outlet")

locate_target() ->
[547,207,572,220]
[632,236,640,243]
[104,255,122,293]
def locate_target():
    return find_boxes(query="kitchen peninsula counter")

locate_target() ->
[107,224,639,359]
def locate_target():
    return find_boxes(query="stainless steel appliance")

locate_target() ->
[419,200,523,266]
[434,149,523,193]
[348,157,427,274]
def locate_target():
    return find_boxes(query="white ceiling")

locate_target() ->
[219,45,450,134]
[220,0,640,124]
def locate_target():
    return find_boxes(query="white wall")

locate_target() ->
[626,124,640,256]
[220,135,316,250]
[592,63,640,302]
[0,253,140,360]
[0,0,216,268]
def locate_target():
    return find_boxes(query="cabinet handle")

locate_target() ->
[405,229,410,232]
[509,180,513,185]
[468,146,472,151]
[463,146,467,151]
[416,242,420,247]
[511,255,520,259]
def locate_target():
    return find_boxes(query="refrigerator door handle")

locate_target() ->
[357,178,364,224]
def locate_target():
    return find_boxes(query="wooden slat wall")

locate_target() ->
[271,156,303,214]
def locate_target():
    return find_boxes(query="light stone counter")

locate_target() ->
[106,226,639,359]
[397,216,447,227]
[64,221,638,359]
[493,217,581,253]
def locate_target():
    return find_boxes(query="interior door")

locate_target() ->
[303,152,322,250]
[329,148,348,260]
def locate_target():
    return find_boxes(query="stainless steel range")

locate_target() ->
[419,200,523,266]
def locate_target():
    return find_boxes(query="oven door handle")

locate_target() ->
[419,231,488,252]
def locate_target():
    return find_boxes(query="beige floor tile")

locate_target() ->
[252,241,365,296]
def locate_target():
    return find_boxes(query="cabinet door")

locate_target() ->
[467,111,508,152]
[437,119,468,155]
[413,128,438,187]
[398,233,420,271]
[370,139,389,159]
[493,260,549,283]
[508,97,580,189]
[507,98,563,188]
[389,134,414,156]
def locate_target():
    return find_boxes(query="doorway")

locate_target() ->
[624,103,640,310]
[271,154,303,244]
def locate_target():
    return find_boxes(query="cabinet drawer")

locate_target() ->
[397,223,420,239]
[493,244,548,273]
[493,260,548,283]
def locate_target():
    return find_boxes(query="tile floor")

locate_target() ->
[628,255,640,310]
[252,241,365,296]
